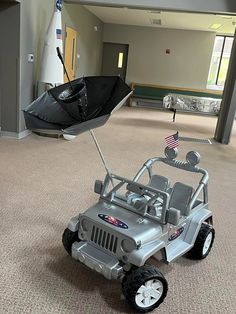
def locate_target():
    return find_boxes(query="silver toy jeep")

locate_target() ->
[62,147,215,313]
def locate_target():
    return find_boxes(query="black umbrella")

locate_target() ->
[24,76,132,136]
[24,48,133,183]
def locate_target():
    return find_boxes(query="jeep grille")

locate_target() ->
[91,226,118,253]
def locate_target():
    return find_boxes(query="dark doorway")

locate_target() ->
[101,42,129,81]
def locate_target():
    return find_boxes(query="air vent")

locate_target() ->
[150,19,162,25]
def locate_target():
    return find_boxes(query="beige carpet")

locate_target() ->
[0,107,236,314]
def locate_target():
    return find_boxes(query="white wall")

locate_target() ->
[19,0,104,132]
[103,24,216,89]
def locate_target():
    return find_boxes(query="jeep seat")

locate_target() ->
[169,182,193,216]
[147,175,170,192]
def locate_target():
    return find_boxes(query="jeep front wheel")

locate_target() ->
[62,228,79,255]
[187,223,215,260]
[122,265,168,313]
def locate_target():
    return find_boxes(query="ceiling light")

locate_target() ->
[148,10,161,14]
[209,23,222,30]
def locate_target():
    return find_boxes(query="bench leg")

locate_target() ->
[173,109,177,122]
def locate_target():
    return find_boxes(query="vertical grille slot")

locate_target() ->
[109,235,114,251]
[102,231,106,247]
[113,237,118,253]
[91,226,95,241]
[94,227,99,243]
[90,225,118,253]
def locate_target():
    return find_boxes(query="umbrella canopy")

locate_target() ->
[24,76,133,135]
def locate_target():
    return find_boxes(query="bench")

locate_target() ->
[129,83,223,121]
[130,83,222,102]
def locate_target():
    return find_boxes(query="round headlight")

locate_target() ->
[121,239,136,253]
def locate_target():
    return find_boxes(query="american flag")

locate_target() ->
[56,0,62,11]
[165,132,179,149]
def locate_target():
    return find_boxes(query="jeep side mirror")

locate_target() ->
[166,207,180,226]
[94,180,104,195]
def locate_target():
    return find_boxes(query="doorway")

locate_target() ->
[64,26,77,82]
[101,42,129,81]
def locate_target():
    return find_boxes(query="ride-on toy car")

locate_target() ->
[62,147,215,313]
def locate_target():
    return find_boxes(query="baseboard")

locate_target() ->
[0,129,32,139]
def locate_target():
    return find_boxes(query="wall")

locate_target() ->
[19,0,103,133]
[103,24,216,89]
[19,0,55,133]
[73,0,236,14]
[63,3,103,77]
[0,3,20,133]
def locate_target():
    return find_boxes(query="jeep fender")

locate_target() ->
[128,240,165,267]
[184,207,213,245]
[67,215,80,232]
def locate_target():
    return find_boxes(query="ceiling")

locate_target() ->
[85,6,236,35]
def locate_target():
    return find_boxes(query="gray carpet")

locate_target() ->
[0,107,236,314]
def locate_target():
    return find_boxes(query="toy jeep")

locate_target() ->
[62,147,215,313]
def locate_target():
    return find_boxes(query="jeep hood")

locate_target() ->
[80,200,162,244]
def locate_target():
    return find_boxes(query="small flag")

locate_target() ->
[56,0,62,11]
[56,29,62,40]
[165,132,179,149]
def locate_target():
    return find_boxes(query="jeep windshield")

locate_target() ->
[100,173,169,224]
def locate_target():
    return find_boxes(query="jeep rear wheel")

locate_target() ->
[122,265,168,313]
[62,228,79,255]
[187,223,215,260]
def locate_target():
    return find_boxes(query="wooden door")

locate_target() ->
[101,43,129,81]
[64,26,77,82]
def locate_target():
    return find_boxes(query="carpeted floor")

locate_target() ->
[0,107,236,314]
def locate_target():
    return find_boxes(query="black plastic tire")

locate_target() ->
[122,265,168,313]
[187,223,215,260]
[62,228,79,255]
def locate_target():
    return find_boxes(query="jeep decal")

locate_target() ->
[98,214,128,229]
[168,226,184,241]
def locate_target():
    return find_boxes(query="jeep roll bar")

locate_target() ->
[133,154,209,211]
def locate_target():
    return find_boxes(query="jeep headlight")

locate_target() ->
[121,239,136,253]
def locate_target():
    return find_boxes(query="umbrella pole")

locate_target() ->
[89,130,114,187]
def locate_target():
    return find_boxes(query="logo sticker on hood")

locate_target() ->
[98,214,128,229]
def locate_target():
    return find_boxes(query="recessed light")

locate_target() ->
[209,23,222,30]
[220,15,232,20]
[148,10,161,14]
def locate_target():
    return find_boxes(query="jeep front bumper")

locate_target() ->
[72,241,123,280]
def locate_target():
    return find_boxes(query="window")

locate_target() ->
[207,36,234,88]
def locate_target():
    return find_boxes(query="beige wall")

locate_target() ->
[63,3,103,77]
[103,23,216,89]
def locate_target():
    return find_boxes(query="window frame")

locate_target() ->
[209,35,234,87]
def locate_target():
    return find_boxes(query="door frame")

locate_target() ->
[102,42,129,81]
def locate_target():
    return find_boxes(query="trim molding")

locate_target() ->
[0,129,32,139]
